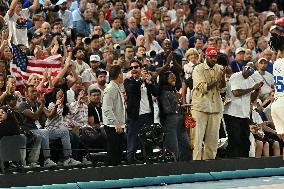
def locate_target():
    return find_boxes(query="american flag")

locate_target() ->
[10,44,62,87]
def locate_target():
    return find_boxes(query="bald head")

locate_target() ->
[128,17,137,30]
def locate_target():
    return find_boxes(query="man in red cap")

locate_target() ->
[191,47,226,160]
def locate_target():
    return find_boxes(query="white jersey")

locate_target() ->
[273,58,284,97]
[271,58,284,134]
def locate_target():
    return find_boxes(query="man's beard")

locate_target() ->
[98,80,106,86]
[60,7,67,11]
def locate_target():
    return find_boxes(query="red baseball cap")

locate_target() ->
[205,47,218,56]
[275,17,284,27]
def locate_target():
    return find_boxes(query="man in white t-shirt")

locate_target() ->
[88,69,108,102]
[4,0,39,47]
[251,58,274,100]
[72,46,90,76]
[223,65,263,158]
[81,55,101,90]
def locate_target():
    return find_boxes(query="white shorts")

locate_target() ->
[271,97,284,134]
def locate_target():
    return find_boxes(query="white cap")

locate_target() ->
[90,55,101,62]
[56,0,67,5]
[235,47,246,54]
[257,57,268,63]
[266,11,275,18]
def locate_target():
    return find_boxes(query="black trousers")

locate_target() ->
[104,126,125,166]
[223,114,251,158]
[127,113,153,162]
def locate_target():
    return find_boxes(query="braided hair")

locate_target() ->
[269,17,284,51]
[269,32,284,51]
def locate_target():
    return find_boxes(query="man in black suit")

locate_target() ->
[124,59,157,164]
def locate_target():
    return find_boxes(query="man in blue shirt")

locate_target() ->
[230,47,246,73]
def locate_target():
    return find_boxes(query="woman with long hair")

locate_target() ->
[158,71,191,161]
[43,88,81,166]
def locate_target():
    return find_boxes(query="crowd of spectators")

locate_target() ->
[0,0,283,168]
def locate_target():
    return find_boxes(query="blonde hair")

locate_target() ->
[27,73,42,85]
[185,48,199,59]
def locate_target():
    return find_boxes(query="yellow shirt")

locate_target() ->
[191,62,226,113]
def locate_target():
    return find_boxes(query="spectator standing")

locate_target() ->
[230,47,246,73]
[158,71,191,161]
[223,65,263,158]
[191,47,226,160]
[102,65,126,166]
[57,0,73,30]
[4,0,39,47]
[73,8,94,37]
[124,60,157,164]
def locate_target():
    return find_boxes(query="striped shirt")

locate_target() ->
[69,101,89,127]
[45,102,64,130]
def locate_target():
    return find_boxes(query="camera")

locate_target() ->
[40,5,60,12]
[113,44,121,50]
[146,50,157,58]
[82,37,91,45]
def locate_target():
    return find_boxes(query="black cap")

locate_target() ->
[96,69,107,77]
[91,35,100,41]
[130,58,142,67]
[32,32,43,39]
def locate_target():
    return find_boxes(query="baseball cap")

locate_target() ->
[96,69,107,77]
[205,47,218,56]
[90,55,101,62]
[235,47,245,54]
[257,57,268,63]
[56,0,67,5]
[32,32,43,39]
[266,11,276,19]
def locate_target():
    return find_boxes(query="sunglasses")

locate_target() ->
[130,65,140,70]
[244,66,255,74]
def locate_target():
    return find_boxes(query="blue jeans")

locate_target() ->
[31,128,72,158]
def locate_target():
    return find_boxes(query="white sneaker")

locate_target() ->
[63,158,81,166]
[44,158,57,168]
[30,162,41,168]
[82,157,92,165]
